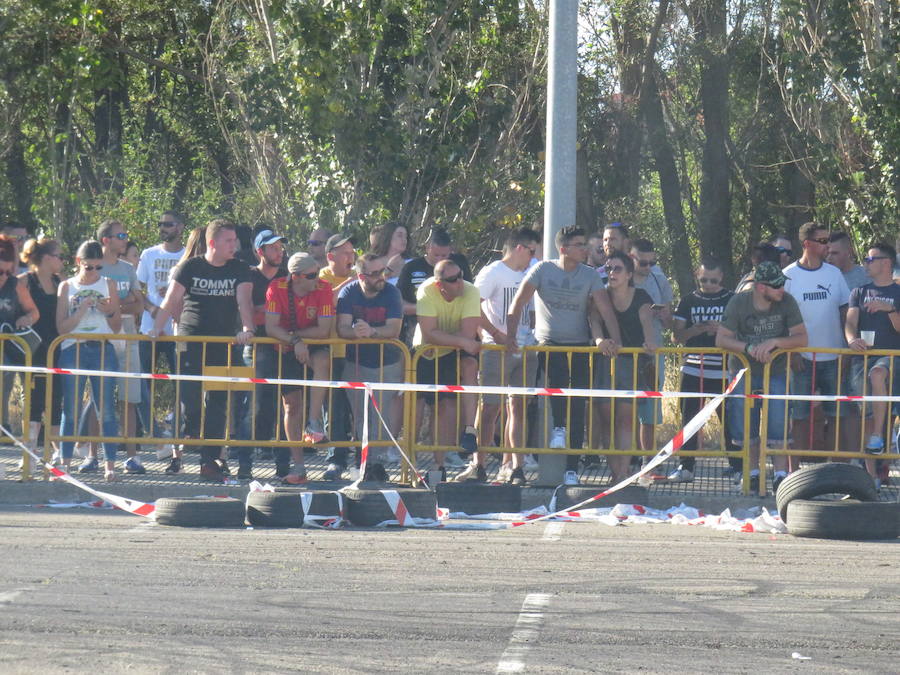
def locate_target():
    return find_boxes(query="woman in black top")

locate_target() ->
[20,237,64,460]
[604,251,657,482]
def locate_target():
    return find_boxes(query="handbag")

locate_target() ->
[1,323,42,358]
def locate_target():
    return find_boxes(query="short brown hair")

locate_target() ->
[206,218,235,243]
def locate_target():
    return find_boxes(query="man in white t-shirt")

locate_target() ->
[456,228,540,485]
[136,211,185,471]
[783,221,850,468]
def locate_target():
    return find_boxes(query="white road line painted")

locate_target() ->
[127,521,157,534]
[0,588,33,604]
[542,522,564,541]
[496,593,551,673]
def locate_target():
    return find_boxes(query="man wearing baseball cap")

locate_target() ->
[717,260,808,495]
[264,251,334,484]
[237,228,288,479]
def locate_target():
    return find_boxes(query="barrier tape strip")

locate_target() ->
[508,369,747,528]
[3,362,898,403]
[0,423,156,519]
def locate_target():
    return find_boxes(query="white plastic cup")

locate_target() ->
[861,330,875,346]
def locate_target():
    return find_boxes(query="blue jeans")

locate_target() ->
[726,371,787,447]
[59,342,120,461]
[138,338,178,436]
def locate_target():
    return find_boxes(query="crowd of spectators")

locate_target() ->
[1,215,897,493]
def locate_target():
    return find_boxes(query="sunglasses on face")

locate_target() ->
[775,246,792,255]
[297,271,318,280]
[864,256,891,264]
[158,221,178,228]
[636,259,656,267]
[82,264,103,271]
[762,282,784,289]
[604,265,625,274]
[440,273,462,283]
[111,232,128,240]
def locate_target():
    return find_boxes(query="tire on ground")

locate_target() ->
[342,484,437,526]
[435,483,522,515]
[553,485,649,511]
[786,499,900,540]
[776,462,878,523]
[155,497,245,528]
[246,490,304,527]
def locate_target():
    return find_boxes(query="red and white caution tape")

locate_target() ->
[2,423,156,519]
[507,368,747,528]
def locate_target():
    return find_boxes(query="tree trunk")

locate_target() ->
[641,69,695,293]
[695,0,732,276]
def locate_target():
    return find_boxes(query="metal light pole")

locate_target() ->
[538,0,578,485]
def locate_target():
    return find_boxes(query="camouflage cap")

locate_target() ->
[753,260,789,288]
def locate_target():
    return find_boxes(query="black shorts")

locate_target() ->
[275,346,328,394]
[415,350,474,403]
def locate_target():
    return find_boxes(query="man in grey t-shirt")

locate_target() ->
[506,226,621,483]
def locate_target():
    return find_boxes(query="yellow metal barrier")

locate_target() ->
[410,344,752,490]
[760,347,899,495]
[42,334,412,481]
[0,334,33,478]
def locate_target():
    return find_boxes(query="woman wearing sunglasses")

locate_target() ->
[603,251,657,483]
[55,240,121,481]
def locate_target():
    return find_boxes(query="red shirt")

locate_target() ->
[266,278,334,349]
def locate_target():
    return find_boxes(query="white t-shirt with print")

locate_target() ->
[475,260,536,347]
[783,260,850,360]
[136,244,184,334]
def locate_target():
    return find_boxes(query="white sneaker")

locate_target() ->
[443,451,466,468]
[667,468,694,483]
[497,462,513,483]
[524,454,539,470]
[73,442,90,458]
[563,470,579,486]
[549,427,567,449]
[156,444,174,460]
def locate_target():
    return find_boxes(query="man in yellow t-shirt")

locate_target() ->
[414,259,481,480]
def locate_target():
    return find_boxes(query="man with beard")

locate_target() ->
[335,253,403,481]
[237,228,288,479]
[136,211,185,472]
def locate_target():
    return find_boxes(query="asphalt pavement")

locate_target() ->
[1,506,898,673]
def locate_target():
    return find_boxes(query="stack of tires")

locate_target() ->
[776,463,899,540]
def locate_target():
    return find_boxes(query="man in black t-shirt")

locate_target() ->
[239,229,288,479]
[670,256,737,482]
[151,219,255,482]
[397,227,472,346]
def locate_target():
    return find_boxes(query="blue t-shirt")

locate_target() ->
[849,282,900,350]
[337,281,403,368]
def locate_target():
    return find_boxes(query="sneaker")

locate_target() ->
[323,463,344,481]
[772,473,786,495]
[865,435,885,454]
[524,454,539,470]
[274,462,291,479]
[199,462,225,482]
[459,431,478,454]
[237,463,253,480]
[364,463,389,483]
[216,459,231,476]
[667,468,694,483]
[747,474,760,494]
[282,472,308,485]
[454,463,487,483]
[497,462,513,483]
[302,419,327,444]
[563,470,579,486]
[443,451,466,468]
[549,427,567,449]
[508,467,527,487]
[78,456,98,473]
[164,457,182,475]
[124,457,147,475]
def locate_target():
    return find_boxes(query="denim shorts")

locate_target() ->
[789,358,842,419]
[849,355,900,417]
[727,371,787,446]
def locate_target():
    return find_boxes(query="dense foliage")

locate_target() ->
[1,0,896,289]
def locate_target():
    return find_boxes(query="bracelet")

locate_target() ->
[744,342,752,355]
